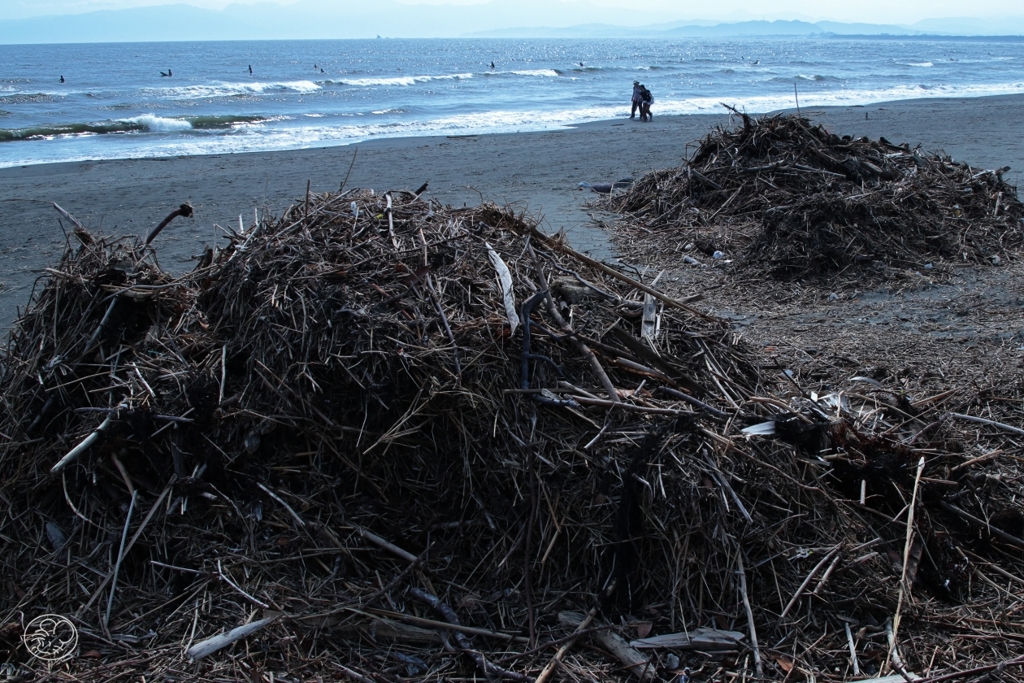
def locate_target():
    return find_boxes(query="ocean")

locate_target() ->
[1,37,1022,168]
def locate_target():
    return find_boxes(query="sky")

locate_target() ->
[3,0,1024,24]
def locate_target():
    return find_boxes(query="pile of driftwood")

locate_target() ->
[2,190,1024,682]
[609,111,1024,280]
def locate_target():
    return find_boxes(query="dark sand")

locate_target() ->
[2,94,1023,333]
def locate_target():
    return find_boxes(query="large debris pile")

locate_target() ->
[610,111,1024,279]
[2,191,1024,682]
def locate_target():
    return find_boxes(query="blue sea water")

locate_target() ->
[1,37,1022,168]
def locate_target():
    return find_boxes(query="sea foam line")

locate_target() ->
[339,73,472,87]
[150,80,322,100]
[5,82,1024,167]
[508,69,561,77]
[654,81,1024,117]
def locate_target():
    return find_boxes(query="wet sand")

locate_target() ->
[1,93,1023,333]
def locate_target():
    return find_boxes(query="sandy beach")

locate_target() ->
[2,93,1023,332]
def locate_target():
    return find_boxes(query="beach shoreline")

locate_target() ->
[2,93,1023,332]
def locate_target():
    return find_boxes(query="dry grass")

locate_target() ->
[1,187,1023,682]
[607,110,1023,283]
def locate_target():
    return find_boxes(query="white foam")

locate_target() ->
[343,76,417,87]
[152,80,322,100]
[341,73,471,87]
[907,62,934,67]
[653,81,1024,116]
[124,114,193,132]
[7,80,1024,170]
[227,115,286,129]
[509,69,560,77]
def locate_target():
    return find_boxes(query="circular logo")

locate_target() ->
[22,614,78,664]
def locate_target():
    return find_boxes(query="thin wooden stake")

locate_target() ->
[737,552,762,678]
[887,456,925,674]
[535,607,597,683]
[105,490,138,628]
[845,622,861,676]
[51,416,112,474]
[339,147,358,192]
[80,479,175,617]
[779,546,840,619]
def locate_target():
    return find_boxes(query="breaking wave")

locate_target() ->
[0,114,266,142]
[151,80,322,99]
[339,73,472,87]
[509,69,561,77]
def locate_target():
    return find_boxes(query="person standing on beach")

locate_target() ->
[630,81,642,119]
[640,86,654,121]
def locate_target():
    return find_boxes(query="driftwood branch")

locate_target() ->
[51,416,113,474]
[187,615,281,660]
[145,203,194,245]
[409,588,528,681]
[527,242,620,403]
[558,611,655,680]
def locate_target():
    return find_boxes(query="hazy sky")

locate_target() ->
[4,0,1024,24]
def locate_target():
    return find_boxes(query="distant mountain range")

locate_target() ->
[1,1,1023,44]
[469,18,1024,39]
[469,20,921,39]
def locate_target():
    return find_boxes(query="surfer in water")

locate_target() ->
[59,75,65,83]
[490,61,495,69]
[160,69,172,77]
[248,65,253,74]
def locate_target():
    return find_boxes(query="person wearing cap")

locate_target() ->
[630,81,643,119]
